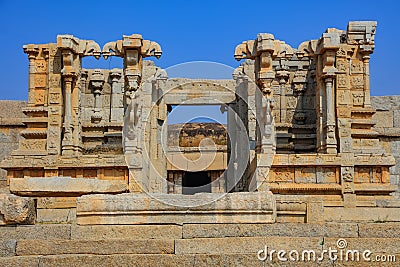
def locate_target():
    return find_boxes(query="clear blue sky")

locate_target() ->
[0,0,399,100]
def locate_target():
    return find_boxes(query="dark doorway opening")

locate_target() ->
[182,171,211,195]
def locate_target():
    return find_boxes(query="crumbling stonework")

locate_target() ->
[0,194,35,225]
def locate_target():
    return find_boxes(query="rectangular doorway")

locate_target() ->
[182,171,211,195]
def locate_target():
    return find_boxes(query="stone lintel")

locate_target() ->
[10,177,127,196]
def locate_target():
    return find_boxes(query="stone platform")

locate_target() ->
[76,192,276,225]
[1,223,400,266]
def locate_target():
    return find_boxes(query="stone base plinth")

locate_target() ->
[77,192,276,225]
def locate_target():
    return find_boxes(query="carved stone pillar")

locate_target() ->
[103,34,162,192]
[234,33,279,192]
[23,45,39,106]
[60,45,78,155]
[276,68,289,123]
[57,34,102,155]
[231,73,249,192]
[62,74,76,154]
[90,69,105,123]
[293,70,307,124]
[174,172,182,194]
[324,76,337,154]
[362,54,371,108]
[109,69,122,122]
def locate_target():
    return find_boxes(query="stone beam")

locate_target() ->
[10,177,127,196]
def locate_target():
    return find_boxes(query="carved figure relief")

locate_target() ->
[342,167,353,182]
[351,76,364,89]
[352,92,364,106]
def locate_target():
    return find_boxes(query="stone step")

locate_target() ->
[7,236,400,257]
[182,222,359,238]
[0,224,182,242]
[0,253,398,267]
[3,223,400,243]
[71,224,182,240]
[0,254,323,267]
[0,225,71,241]
[1,232,400,266]
[175,236,400,266]
[15,239,174,256]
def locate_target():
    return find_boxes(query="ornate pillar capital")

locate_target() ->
[110,69,122,82]
[23,44,40,59]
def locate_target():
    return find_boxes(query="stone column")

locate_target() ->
[90,69,105,123]
[80,70,88,94]
[62,75,75,154]
[324,76,337,154]
[109,69,122,122]
[23,45,39,106]
[211,172,219,193]
[104,34,162,192]
[277,69,289,123]
[234,33,277,192]
[232,73,249,191]
[362,54,371,108]
[226,102,237,192]
[174,172,182,194]
[293,70,307,124]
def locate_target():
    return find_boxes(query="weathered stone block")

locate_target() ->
[175,236,322,255]
[10,177,127,196]
[0,194,35,225]
[0,225,72,243]
[316,167,338,184]
[16,239,174,255]
[0,240,16,257]
[295,167,316,183]
[77,192,276,225]
[373,111,394,128]
[71,225,182,240]
[0,256,39,267]
[394,110,400,128]
[0,101,27,119]
[37,197,77,209]
[324,207,400,222]
[182,223,358,239]
[111,108,124,122]
[390,141,400,157]
[371,96,400,111]
[37,208,76,223]
[40,254,194,267]
[358,223,400,238]
[0,170,8,189]
[324,237,400,254]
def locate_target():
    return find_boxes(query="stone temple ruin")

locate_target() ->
[0,21,400,265]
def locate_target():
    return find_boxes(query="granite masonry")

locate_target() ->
[0,21,399,266]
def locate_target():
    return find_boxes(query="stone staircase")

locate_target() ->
[1,223,400,266]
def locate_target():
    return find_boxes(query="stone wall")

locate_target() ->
[372,96,400,197]
[0,97,399,193]
[0,101,26,193]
